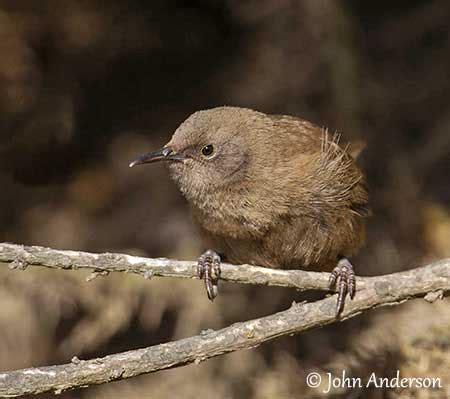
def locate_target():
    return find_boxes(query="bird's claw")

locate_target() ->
[197,249,221,301]
[329,257,356,315]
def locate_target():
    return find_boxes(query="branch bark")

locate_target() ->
[0,243,449,397]
[0,243,335,291]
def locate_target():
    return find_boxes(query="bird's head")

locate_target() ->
[129,107,269,201]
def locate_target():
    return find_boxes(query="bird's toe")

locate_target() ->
[197,249,221,301]
[329,257,356,315]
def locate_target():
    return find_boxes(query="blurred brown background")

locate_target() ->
[0,1,449,398]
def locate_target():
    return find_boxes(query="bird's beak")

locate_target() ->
[129,147,185,168]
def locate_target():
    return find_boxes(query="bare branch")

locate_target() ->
[0,243,335,291]
[0,243,448,397]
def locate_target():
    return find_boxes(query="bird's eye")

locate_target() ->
[201,144,215,157]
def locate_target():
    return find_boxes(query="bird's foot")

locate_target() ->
[329,257,356,315]
[197,249,221,301]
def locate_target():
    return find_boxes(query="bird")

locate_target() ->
[130,106,370,314]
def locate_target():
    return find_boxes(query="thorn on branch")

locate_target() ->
[200,329,214,337]
[86,270,109,282]
[424,289,444,302]
[8,258,29,270]
[143,270,154,279]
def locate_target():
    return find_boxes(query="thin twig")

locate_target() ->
[0,243,448,397]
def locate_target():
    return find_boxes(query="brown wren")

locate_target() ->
[130,106,369,314]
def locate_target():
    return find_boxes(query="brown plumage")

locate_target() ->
[130,106,370,313]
